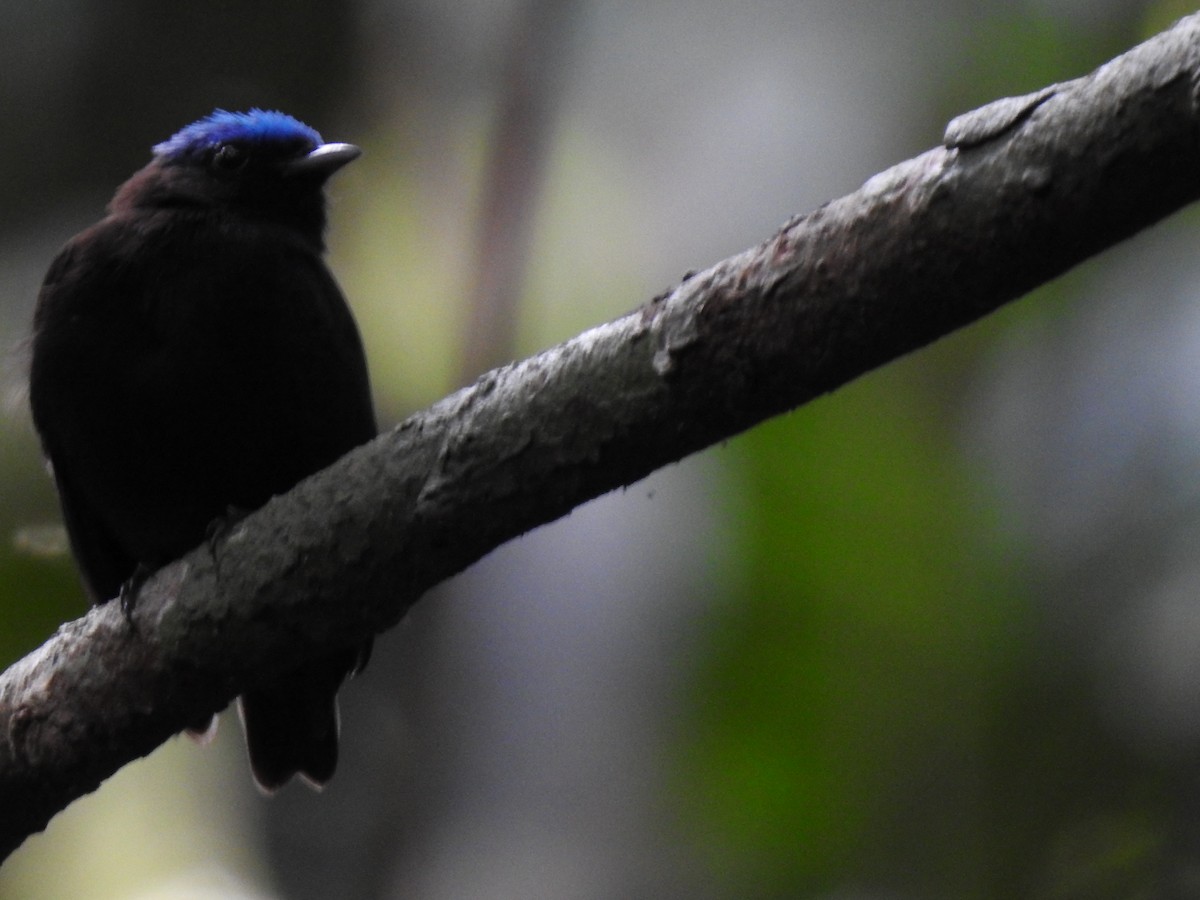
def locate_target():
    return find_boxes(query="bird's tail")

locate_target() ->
[237,644,369,792]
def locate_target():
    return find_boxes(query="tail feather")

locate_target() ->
[237,644,368,792]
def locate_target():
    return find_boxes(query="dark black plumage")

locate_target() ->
[28,109,376,792]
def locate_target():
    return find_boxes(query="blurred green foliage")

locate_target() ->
[681,350,1024,896]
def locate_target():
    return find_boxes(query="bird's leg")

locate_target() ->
[118,562,153,625]
[205,505,250,573]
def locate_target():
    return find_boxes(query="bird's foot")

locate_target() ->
[118,563,153,626]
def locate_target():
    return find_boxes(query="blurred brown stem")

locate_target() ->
[459,0,577,382]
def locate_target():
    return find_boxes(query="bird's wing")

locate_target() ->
[44,456,136,605]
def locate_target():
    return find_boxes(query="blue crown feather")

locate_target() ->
[152,109,322,159]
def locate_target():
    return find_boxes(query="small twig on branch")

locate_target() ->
[4,12,1200,863]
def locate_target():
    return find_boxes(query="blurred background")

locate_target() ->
[1,0,1198,897]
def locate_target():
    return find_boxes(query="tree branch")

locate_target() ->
[5,13,1200,862]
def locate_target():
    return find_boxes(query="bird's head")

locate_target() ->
[112,109,360,242]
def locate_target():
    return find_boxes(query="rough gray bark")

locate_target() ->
[5,12,1200,863]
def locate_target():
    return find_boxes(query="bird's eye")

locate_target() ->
[212,144,249,173]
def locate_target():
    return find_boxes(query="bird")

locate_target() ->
[27,108,376,792]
